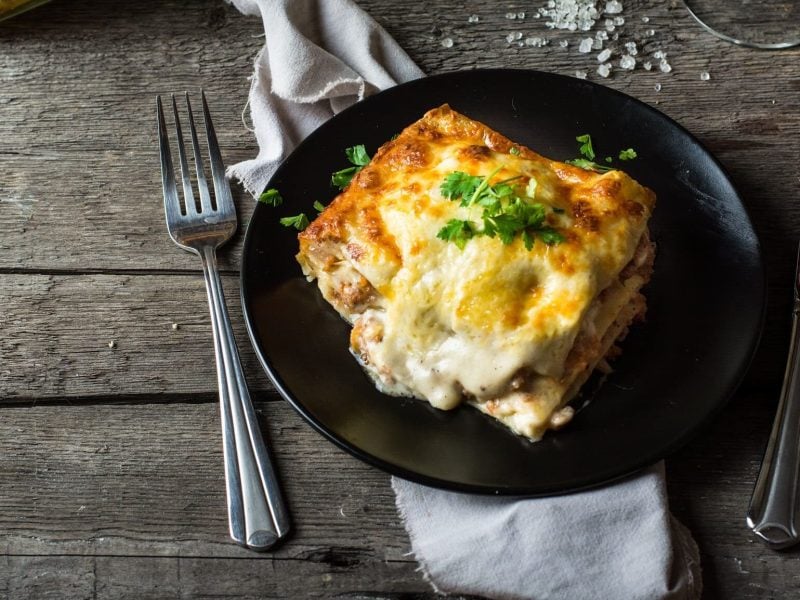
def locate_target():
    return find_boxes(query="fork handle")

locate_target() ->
[199,245,291,550]
[747,295,800,549]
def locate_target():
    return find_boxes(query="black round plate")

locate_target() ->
[240,69,766,495]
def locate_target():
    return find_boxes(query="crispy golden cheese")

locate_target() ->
[297,105,655,440]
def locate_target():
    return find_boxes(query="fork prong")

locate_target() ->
[157,96,183,226]
[171,94,198,216]
[185,93,214,214]
[201,90,235,218]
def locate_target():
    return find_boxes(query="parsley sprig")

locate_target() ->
[566,134,638,173]
[331,144,371,189]
[436,169,565,251]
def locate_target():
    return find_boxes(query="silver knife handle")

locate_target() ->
[747,294,800,549]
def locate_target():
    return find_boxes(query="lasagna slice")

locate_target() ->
[296,105,655,441]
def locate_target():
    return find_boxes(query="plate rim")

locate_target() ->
[240,68,768,495]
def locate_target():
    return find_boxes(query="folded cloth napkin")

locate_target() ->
[226,1,702,598]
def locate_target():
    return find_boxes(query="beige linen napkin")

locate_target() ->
[226,1,702,597]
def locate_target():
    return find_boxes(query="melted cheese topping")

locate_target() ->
[297,105,655,438]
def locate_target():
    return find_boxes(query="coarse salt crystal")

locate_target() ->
[515,31,523,40]
[597,48,612,62]
[624,41,638,55]
[614,16,625,25]
[579,37,594,53]
[468,14,480,23]
[518,11,526,18]
[700,71,710,80]
[612,32,619,40]
[540,0,600,32]
[596,30,609,40]
[646,28,655,36]
[597,62,612,77]
[593,37,603,50]
[525,36,549,47]
[605,0,623,15]
[559,39,569,47]
[642,16,650,23]
[654,82,662,92]
[575,70,588,79]
[653,50,665,59]
[441,37,454,48]
[506,33,516,43]
[643,61,652,70]
[506,12,517,20]
[659,60,672,73]
[620,54,635,70]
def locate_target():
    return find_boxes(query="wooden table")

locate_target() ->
[2,0,799,597]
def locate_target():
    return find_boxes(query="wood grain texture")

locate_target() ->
[2,0,800,597]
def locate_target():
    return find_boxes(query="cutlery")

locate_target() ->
[157,91,290,550]
[747,241,800,549]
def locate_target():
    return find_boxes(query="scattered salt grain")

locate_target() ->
[597,48,612,62]
[620,54,636,70]
[659,60,672,73]
[597,63,612,77]
[641,16,650,23]
[653,50,665,59]
[172,323,180,330]
[593,37,603,50]
[612,32,619,40]
[605,0,623,15]
[506,33,516,43]
[559,39,569,47]
[654,82,662,92]
[540,0,600,32]
[614,16,625,26]
[643,61,652,70]
[108,340,116,349]
[525,36,549,47]
[596,30,608,40]
[700,71,711,81]
[646,28,655,37]
[515,32,523,39]
[575,70,588,79]
[579,37,594,53]
[468,14,480,23]
[624,41,638,55]
[506,12,517,20]
[441,37,454,48]
[518,11,526,19]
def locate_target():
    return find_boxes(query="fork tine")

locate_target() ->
[171,94,197,215]
[185,93,214,214]
[157,95,183,226]
[201,90,235,217]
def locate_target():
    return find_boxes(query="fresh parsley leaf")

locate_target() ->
[279,213,309,231]
[539,227,565,245]
[437,219,477,250]
[605,156,613,163]
[576,134,596,161]
[522,229,535,251]
[331,145,372,190]
[313,201,326,213]
[509,146,520,156]
[566,158,614,173]
[258,188,283,207]
[331,165,360,189]
[345,144,370,167]
[619,148,638,161]
[482,212,523,244]
[440,171,483,201]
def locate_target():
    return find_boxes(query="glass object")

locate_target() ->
[683,0,800,49]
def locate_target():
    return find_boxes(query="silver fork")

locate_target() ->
[157,91,290,551]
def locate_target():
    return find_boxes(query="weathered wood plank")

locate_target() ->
[0,400,411,558]
[2,555,474,600]
[0,273,273,399]
[0,390,796,598]
[0,0,797,281]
